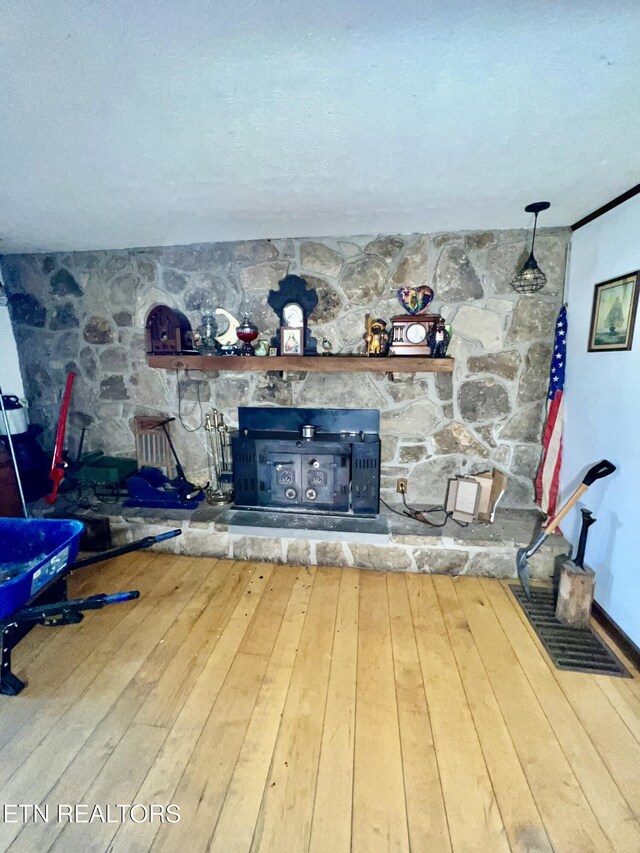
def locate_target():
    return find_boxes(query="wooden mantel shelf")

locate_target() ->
[147,354,454,374]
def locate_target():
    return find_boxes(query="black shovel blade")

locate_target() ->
[516,547,531,598]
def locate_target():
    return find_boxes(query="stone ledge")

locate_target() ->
[33,500,568,579]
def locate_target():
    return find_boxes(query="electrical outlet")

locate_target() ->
[396,478,408,494]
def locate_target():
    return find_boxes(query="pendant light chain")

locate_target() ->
[530,210,538,254]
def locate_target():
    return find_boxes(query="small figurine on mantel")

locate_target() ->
[364,317,390,356]
[426,318,451,358]
[214,308,241,355]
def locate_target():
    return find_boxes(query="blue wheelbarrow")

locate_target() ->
[0,518,181,695]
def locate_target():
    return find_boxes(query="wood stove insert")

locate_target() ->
[231,407,380,516]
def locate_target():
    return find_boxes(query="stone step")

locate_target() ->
[105,517,568,580]
[35,501,569,580]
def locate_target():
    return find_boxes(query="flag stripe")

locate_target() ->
[535,306,567,518]
[540,395,563,512]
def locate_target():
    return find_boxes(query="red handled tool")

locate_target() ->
[44,371,76,505]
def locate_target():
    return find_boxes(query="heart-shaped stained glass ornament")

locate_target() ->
[397,285,434,315]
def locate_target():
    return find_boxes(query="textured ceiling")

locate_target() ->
[1,0,639,252]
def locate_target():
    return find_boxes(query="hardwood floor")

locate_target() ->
[1,553,639,852]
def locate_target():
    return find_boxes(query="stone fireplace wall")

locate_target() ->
[4,228,568,508]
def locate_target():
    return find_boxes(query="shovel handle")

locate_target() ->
[544,459,615,536]
[582,459,616,485]
[544,483,588,535]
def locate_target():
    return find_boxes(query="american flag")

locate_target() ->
[535,305,567,518]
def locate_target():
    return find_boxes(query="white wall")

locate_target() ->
[563,195,640,647]
[0,305,25,399]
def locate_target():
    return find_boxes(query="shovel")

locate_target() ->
[516,459,616,597]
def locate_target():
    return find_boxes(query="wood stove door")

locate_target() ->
[265,449,350,512]
[268,453,301,507]
[301,452,349,512]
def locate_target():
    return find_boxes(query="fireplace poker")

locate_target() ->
[206,412,221,483]
[516,459,615,598]
[217,418,230,474]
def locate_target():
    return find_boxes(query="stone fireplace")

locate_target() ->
[4,226,569,563]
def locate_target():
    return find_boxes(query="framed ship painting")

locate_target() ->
[588,271,639,352]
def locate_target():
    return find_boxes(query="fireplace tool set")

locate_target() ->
[204,410,233,504]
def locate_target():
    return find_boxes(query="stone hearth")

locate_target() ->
[37,500,568,580]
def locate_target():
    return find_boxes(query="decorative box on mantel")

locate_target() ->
[145,305,197,355]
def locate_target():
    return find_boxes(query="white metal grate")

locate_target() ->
[133,416,174,477]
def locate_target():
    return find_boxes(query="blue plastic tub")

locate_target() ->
[0,518,84,620]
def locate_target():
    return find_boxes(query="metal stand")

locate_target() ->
[0,385,29,517]
[574,508,596,567]
[1,575,68,695]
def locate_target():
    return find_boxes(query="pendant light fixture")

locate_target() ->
[510,201,550,294]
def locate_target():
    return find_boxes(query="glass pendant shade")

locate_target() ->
[510,201,550,295]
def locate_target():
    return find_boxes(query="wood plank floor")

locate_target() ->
[1,554,639,853]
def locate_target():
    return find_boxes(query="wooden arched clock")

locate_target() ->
[268,275,319,355]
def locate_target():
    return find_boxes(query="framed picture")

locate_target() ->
[588,271,639,352]
[268,347,278,357]
[280,327,303,355]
